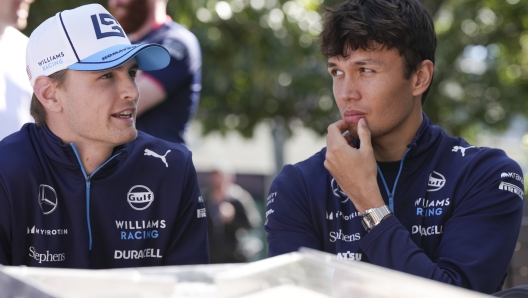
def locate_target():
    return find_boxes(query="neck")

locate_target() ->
[128,1,167,42]
[73,142,115,176]
[47,121,114,175]
[372,110,423,162]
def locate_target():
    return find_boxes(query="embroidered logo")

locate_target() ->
[90,13,125,39]
[331,178,349,203]
[197,208,207,218]
[501,172,524,185]
[427,171,446,192]
[452,145,475,157]
[498,182,524,200]
[127,185,154,210]
[38,184,58,215]
[144,149,171,167]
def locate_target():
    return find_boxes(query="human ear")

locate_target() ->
[33,77,62,113]
[412,60,434,97]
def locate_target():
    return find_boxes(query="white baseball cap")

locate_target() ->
[25,4,170,86]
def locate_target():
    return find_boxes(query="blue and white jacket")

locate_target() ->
[265,114,524,293]
[0,124,209,268]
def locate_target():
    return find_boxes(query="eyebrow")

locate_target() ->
[327,59,384,68]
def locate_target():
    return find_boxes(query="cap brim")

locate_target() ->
[68,44,170,72]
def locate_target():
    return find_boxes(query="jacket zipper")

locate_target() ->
[377,147,412,213]
[70,144,122,250]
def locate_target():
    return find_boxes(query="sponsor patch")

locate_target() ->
[326,211,361,221]
[412,225,443,236]
[38,184,58,215]
[427,171,446,192]
[331,178,349,203]
[329,229,361,243]
[501,172,524,185]
[127,185,154,210]
[114,248,162,259]
[499,181,524,199]
[266,192,276,206]
[452,145,475,157]
[29,246,65,263]
[336,251,362,261]
[27,226,68,235]
[144,149,171,167]
[197,208,207,218]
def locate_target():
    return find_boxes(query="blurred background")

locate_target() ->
[21,0,528,288]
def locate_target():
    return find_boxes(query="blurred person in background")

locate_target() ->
[204,166,262,263]
[265,0,523,294]
[108,0,201,144]
[0,0,33,140]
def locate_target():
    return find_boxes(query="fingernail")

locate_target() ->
[359,118,366,126]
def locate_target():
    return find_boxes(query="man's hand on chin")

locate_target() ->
[324,118,385,213]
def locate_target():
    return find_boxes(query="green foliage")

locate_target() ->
[425,0,528,141]
[23,0,528,141]
[171,0,336,138]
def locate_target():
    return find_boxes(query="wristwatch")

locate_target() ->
[361,205,392,232]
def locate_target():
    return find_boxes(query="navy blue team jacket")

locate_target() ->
[0,124,209,268]
[266,114,524,293]
[135,19,201,144]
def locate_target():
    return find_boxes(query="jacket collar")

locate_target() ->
[35,124,128,172]
[405,112,444,160]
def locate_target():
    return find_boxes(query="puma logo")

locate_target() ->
[452,146,475,157]
[144,149,171,167]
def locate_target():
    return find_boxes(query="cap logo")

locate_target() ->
[90,13,125,39]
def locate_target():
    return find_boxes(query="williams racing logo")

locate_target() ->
[127,185,154,210]
[38,184,58,215]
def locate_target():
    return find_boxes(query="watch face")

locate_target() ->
[362,215,374,231]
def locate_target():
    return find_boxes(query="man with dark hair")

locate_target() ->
[0,4,209,268]
[108,0,201,144]
[265,0,523,294]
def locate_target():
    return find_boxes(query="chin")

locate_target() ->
[112,129,138,146]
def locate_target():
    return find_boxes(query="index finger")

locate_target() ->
[329,119,350,134]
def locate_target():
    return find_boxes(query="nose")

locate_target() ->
[334,75,361,103]
[119,72,139,104]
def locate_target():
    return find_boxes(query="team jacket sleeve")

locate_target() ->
[142,38,195,94]
[164,153,209,265]
[266,165,322,257]
[359,153,524,294]
[0,179,11,265]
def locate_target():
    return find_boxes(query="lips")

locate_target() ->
[111,108,135,119]
[343,110,366,123]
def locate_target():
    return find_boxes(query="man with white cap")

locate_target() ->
[0,4,209,268]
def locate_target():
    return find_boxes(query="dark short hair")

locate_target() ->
[30,69,68,127]
[319,0,437,103]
